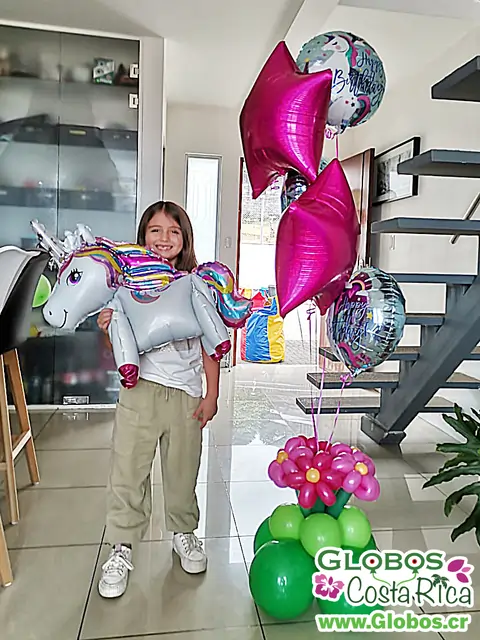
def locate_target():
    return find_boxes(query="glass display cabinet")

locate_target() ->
[0,24,140,405]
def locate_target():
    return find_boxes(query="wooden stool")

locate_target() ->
[0,247,48,526]
[0,349,40,525]
[0,511,13,587]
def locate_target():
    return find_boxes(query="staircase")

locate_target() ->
[296,56,480,446]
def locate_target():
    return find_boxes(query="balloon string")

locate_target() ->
[335,135,340,159]
[307,306,320,451]
[327,373,351,446]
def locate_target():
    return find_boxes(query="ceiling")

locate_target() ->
[0,0,479,107]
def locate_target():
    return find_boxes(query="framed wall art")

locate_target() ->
[373,136,421,205]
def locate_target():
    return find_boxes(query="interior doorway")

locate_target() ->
[236,159,312,366]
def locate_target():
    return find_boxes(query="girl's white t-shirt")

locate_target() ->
[139,337,203,398]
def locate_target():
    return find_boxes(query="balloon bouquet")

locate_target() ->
[240,32,404,621]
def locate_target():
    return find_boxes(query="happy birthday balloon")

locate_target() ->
[296,31,386,135]
[327,267,406,376]
[275,159,359,317]
[240,41,332,199]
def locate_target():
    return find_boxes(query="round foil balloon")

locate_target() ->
[280,170,308,212]
[327,267,406,376]
[281,159,330,212]
[296,31,386,135]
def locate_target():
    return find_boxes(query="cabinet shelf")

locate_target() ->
[0,74,138,92]
[0,186,135,212]
[0,123,137,151]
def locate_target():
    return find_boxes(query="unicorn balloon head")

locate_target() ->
[31,220,115,330]
[45,253,115,330]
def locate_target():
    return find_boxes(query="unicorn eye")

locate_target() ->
[67,268,82,285]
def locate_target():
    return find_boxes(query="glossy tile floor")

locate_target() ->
[1,363,479,639]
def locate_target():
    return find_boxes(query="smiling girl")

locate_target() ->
[96,201,219,598]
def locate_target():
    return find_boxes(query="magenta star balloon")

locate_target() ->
[240,41,332,199]
[275,159,359,317]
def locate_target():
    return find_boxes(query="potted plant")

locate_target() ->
[423,405,480,544]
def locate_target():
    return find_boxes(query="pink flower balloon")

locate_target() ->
[299,482,318,510]
[290,446,314,463]
[275,159,359,317]
[355,475,381,501]
[281,459,299,476]
[240,41,332,199]
[285,436,306,454]
[316,481,336,507]
[285,471,306,490]
[268,461,287,488]
[313,452,332,470]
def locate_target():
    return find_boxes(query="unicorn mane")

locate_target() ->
[60,238,181,291]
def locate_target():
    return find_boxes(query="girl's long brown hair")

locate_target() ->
[137,201,198,272]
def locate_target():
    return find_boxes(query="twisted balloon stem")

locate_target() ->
[326,488,352,519]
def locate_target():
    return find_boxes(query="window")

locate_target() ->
[185,155,221,264]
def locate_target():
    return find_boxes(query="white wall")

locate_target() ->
[164,103,242,270]
[341,26,480,419]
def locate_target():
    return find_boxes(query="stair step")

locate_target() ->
[431,56,480,103]
[320,345,480,362]
[308,372,398,389]
[406,313,444,326]
[296,396,455,415]
[397,150,480,179]
[372,217,480,236]
[319,346,419,362]
[392,273,475,285]
[307,372,480,390]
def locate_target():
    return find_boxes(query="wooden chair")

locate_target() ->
[0,512,12,587]
[0,249,48,524]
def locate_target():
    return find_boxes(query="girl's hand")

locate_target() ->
[98,308,113,333]
[193,394,218,429]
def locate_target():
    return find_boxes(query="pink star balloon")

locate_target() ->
[240,41,332,199]
[275,159,359,317]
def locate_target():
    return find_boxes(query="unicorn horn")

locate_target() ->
[30,220,66,267]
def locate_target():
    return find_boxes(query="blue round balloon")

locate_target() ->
[296,31,386,134]
[327,267,406,376]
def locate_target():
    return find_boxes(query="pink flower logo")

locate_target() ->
[314,573,345,600]
[447,558,473,585]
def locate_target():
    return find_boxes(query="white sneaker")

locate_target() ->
[98,544,134,598]
[173,533,207,574]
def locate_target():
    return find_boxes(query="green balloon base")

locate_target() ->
[253,516,275,554]
[249,540,316,621]
[317,535,381,616]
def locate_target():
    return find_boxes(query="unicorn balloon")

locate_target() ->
[31,221,252,389]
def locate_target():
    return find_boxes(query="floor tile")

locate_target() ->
[263,620,442,639]
[0,545,98,640]
[441,612,480,638]
[2,487,105,548]
[422,473,478,515]
[145,482,237,541]
[15,449,110,489]
[355,475,468,530]
[228,481,296,536]
[115,630,263,640]
[8,409,56,439]
[34,410,114,450]
[210,418,295,447]
[80,538,259,639]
